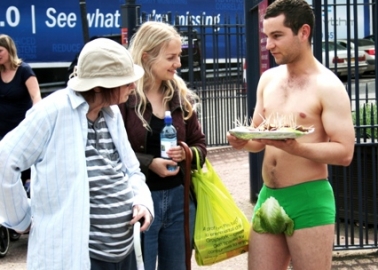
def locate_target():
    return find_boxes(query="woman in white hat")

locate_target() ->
[0,38,153,270]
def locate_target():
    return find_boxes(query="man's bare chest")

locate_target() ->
[262,81,319,126]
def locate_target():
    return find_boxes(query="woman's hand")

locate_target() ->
[149,157,180,177]
[166,145,186,162]
[130,205,153,232]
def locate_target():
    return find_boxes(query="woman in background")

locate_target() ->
[0,34,41,237]
[0,34,41,140]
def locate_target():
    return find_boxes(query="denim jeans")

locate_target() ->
[143,185,196,270]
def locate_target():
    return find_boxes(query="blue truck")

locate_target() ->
[0,0,243,85]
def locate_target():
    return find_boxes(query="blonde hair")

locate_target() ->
[0,34,22,72]
[128,21,200,129]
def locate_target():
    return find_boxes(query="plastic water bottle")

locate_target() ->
[160,111,177,171]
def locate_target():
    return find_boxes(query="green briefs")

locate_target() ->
[252,179,335,231]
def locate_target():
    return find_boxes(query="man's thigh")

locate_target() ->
[248,230,291,270]
[287,224,334,270]
[248,224,334,270]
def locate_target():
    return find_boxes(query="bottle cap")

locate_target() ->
[164,111,172,124]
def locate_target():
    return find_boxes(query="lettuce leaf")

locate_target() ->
[252,196,294,236]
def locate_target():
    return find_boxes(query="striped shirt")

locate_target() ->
[86,113,134,262]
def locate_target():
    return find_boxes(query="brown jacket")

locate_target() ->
[119,92,207,179]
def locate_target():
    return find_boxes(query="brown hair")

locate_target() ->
[78,87,120,105]
[264,0,315,44]
[0,34,22,71]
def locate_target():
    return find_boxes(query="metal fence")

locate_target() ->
[314,1,378,251]
[141,0,378,251]
[138,12,247,146]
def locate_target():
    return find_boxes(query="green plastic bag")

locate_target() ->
[192,149,250,266]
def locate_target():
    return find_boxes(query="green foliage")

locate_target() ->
[352,103,378,139]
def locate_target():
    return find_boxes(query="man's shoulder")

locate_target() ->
[263,65,284,75]
[315,63,345,89]
[259,65,285,84]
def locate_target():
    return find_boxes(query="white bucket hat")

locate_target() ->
[68,38,144,92]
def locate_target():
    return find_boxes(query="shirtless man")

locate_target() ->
[227,0,355,269]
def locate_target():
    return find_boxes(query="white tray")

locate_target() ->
[229,127,314,140]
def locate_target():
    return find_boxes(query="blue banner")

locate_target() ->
[0,0,243,65]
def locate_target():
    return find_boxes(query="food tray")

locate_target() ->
[229,127,314,140]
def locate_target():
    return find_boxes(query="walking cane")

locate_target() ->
[133,221,144,270]
[179,141,192,270]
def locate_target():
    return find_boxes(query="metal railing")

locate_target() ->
[138,12,247,146]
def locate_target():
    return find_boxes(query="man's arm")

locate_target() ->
[256,74,355,166]
[316,76,355,165]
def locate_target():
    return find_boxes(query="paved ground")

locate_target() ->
[1,146,378,269]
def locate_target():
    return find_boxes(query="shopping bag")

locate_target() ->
[191,149,250,266]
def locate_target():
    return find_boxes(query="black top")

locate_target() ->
[0,62,35,137]
[146,114,182,191]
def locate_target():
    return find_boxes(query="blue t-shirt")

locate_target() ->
[0,62,35,137]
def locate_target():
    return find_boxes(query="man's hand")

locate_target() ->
[227,132,250,150]
[254,138,297,153]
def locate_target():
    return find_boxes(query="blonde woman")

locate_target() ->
[119,21,207,270]
[0,34,41,140]
[0,34,41,224]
